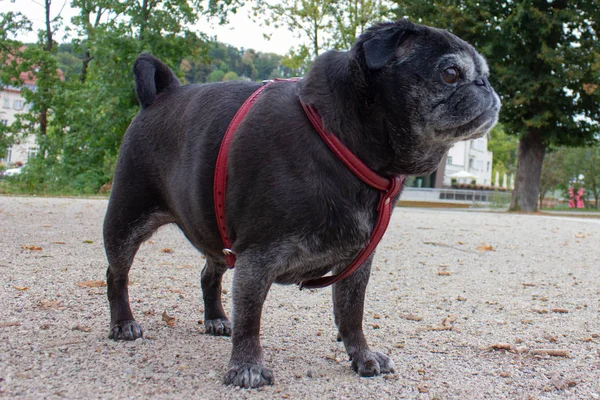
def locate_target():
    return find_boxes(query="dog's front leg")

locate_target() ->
[333,256,396,377]
[223,261,274,388]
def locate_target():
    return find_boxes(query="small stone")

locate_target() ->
[135,338,144,345]
[306,370,314,378]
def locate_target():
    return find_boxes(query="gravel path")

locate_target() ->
[1,196,599,399]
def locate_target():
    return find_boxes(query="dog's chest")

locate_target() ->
[270,207,375,284]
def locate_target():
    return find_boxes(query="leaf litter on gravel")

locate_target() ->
[77,280,106,288]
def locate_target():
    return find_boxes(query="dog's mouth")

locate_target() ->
[453,106,498,139]
[434,101,500,140]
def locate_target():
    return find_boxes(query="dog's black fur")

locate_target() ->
[104,20,500,388]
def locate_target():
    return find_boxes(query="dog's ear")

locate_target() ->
[363,23,416,70]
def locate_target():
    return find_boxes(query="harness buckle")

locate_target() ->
[222,248,235,256]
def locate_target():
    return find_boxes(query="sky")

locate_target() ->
[4,0,300,55]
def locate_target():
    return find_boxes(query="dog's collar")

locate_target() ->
[214,79,404,289]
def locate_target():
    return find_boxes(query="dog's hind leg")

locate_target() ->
[201,258,231,336]
[332,255,396,377]
[103,188,171,341]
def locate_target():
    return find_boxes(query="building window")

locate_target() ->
[487,161,491,172]
[13,100,24,110]
[1,119,7,126]
[469,158,474,169]
[27,147,39,160]
[5,147,12,163]
[447,156,453,165]
[2,98,9,109]
[476,160,484,171]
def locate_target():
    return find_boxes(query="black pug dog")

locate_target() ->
[104,20,500,388]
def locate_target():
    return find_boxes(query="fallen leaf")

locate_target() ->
[22,245,43,251]
[476,244,494,251]
[438,270,451,276]
[161,248,174,254]
[0,321,21,328]
[522,283,536,287]
[82,240,94,244]
[441,315,457,328]
[373,314,381,319]
[372,323,381,329]
[531,348,569,357]
[400,314,423,321]
[169,289,184,294]
[575,234,585,239]
[13,286,28,291]
[162,311,176,327]
[552,308,569,314]
[54,241,66,245]
[457,241,464,245]
[77,280,106,288]
[40,300,62,310]
[489,343,512,351]
[72,325,92,333]
[457,296,467,301]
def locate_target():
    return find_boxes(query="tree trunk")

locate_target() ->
[509,130,546,212]
[80,50,92,83]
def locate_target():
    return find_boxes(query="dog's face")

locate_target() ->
[355,21,501,174]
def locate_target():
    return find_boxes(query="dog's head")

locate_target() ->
[352,20,501,174]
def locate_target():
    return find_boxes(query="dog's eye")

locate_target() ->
[441,67,460,85]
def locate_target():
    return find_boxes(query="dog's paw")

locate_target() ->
[223,363,274,388]
[108,320,143,341]
[204,318,232,336]
[351,351,395,377]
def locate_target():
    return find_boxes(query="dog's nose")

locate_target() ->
[474,77,488,88]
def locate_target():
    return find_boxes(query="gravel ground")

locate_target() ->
[0,196,599,399]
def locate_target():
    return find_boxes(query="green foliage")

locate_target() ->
[539,148,569,205]
[182,41,288,83]
[1,1,292,195]
[223,71,240,81]
[207,69,226,82]
[487,124,518,179]
[255,0,391,71]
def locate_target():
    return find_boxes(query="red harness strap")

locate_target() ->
[214,82,274,267]
[214,81,405,289]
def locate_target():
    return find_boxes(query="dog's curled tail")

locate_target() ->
[133,53,181,109]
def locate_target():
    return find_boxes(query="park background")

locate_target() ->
[0,0,599,212]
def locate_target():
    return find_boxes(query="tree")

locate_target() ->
[487,124,518,184]
[254,0,334,69]
[223,71,240,81]
[398,0,600,212]
[331,0,394,50]
[539,149,568,208]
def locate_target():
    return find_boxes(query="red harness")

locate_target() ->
[213,80,405,289]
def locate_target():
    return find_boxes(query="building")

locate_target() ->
[0,68,40,166]
[409,137,494,188]
[444,137,494,186]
